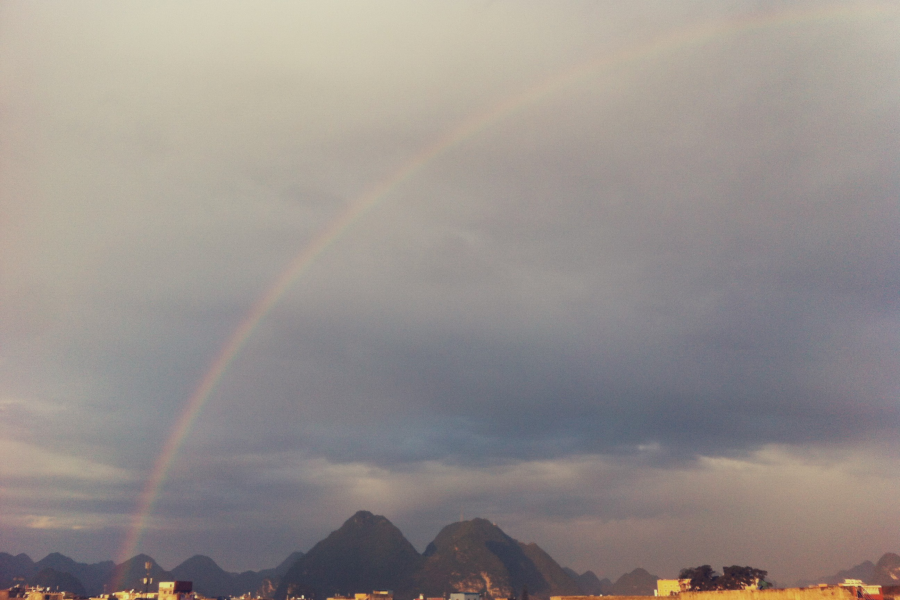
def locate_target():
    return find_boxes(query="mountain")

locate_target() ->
[234,552,304,599]
[798,553,900,588]
[170,553,301,598]
[28,567,87,596]
[171,555,237,597]
[0,553,36,588]
[414,518,580,600]
[109,554,173,593]
[874,553,900,586]
[563,568,612,596]
[261,552,306,580]
[799,561,876,587]
[0,552,115,596]
[609,568,659,596]
[0,551,302,598]
[35,553,116,596]
[519,543,583,597]
[276,511,423,600]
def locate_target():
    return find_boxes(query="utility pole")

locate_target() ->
[143,561,153,599]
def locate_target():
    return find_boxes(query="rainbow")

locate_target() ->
[112,2,894,582]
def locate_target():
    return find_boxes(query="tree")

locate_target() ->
[720,566,769,591]
[679,566,719,591]
[678,566,770,591]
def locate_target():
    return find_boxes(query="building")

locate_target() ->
[657,581,692,596]
[449,593,480,600]
[1,587,66,600]
[837,580,883,600]
[158,582,193,600]
[354,592,392,600]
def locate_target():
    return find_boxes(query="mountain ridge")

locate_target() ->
[798,554,900,588]
[7,515,897,599]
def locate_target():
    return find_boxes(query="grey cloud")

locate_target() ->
[2,0,899,585]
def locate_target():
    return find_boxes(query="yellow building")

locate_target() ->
[657,580,692,596]
[354,592,392,600]
[158,581,193,600]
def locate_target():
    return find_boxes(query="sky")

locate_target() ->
[1,0,899,587]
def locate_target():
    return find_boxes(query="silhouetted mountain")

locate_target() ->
[609,568,658,596]
[0,553,35,588]
[109,554,173,593]
[797,558,886,588]
[171,555,236,597]
[0,550,301,599]
[169,553,293,598]
[276,511,423,600]
[874,554,900,586]
[240,552,304,599]
[415,518,580,600]
[563,568,612,596]
[35,553,116,596]
[0,552,115,596]
[267,552,306,579]
[520,543,582,597]
[29,567,87,596]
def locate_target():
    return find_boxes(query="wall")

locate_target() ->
[554,589,857,600]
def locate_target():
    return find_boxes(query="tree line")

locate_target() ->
[678,565,771,591]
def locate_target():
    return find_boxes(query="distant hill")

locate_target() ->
[413,517,581,600]
[267,552,306,580]
[519,542,583,597]
[276,511,424,600]
[798,553,900,588]
[798,561,876,587]
[0,550,303,598]
[108,554,173,593]
[170,553,303,598]
[29,567,87,596]
[563,568,612,596]
[171,555,238,597]
[35,553,116,595]
[0,553,116,595]
[875,554,900,586]
[609,567,659,596]
[0,553,36,588]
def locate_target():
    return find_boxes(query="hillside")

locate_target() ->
[170,553,301,597]
[276,511,424,600]
[609,567,659,596]
[0,552,116,596]
[110,554,173,593]
[413,518,580,600]
[800,553,900,588]
[171,555,239,597]
[29,568,87,596]
[34,553,116,595]
[563,568,612,596]
[875,554,900,586]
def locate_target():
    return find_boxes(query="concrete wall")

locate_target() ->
[554,589,857,600]
[677,589,856,600]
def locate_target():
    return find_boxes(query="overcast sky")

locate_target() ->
[1,0,899,586]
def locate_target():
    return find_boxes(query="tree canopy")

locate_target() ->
[678,565,770,591]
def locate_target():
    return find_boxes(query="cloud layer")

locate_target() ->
[2,0,899,585]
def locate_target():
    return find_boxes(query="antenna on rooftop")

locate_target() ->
[143,561,153,598]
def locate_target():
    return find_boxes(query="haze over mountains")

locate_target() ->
[0,550,302,598]
[3,512,898,599]
[798,554,900,589]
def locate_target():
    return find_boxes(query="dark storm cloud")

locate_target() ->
[183,18,900,470]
